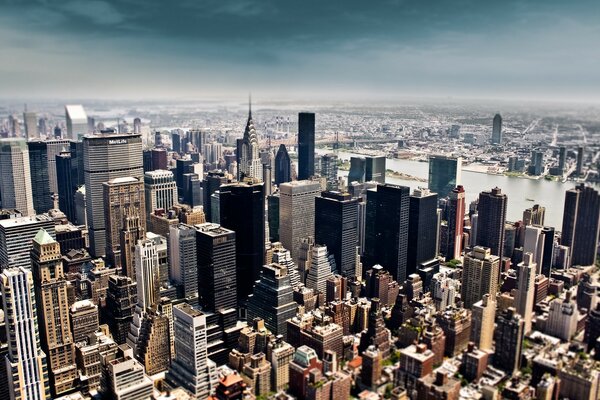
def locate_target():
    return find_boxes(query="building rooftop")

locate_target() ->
[65,105,87,122]
[33,228,55,245]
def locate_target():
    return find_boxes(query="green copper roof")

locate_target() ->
[33,228,55,245]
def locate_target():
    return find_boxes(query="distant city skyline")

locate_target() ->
[0,0,599,102]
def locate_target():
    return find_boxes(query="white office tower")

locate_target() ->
[0,213,55,270]
[144,170,178,216]
[432,272,458,311]
[0,138,35,216]
[105,345,153,400]
[83,133,143,258]
[203,142,223,165]
[1,267,50,400]
[23,110,38,139]
[545,290,578,341]
[46,139,71,194]
[65,105,88,140]
[471,294,496,352]
[305,245,333,295]
[166,303,217,399]
[279,180,321,262]
[523,225,545,272]
[272,245,301,288]
[134,239,160,311]
[515,252,537,334]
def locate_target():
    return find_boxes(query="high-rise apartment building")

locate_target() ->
[103,177,146,273]
[492,113,502,144]
[219,182,265,301]
[166,303,218,399]
[298,112,315,180]
[476,187,508,257]
[523,204,545,226]
[515,253,537,334]
[470,294,496,352]
[83,133,143,257]
[0,138,35,216]
[428,155,462,199]
[315,191,359,277]
[407,187,439,274]
[274,144,292,185]
[561,184,600,266]
[279,180,321,262]
[196,223,237,313]
[30,229,77,397]
[1,266,51,400]
[461,246,500,308]
[65,105,88,140]
[144,170,177,216]
[493,307,524,374]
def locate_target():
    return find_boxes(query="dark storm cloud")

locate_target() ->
[0,0,598,100]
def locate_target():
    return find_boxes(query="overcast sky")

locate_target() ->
[1,0,599,102]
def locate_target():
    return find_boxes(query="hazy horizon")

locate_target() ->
[1,0,599,103]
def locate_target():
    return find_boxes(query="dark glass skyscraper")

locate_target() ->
[315,191,359,278]
[56,152,76,223]
[492,113,502,144]
[203,170,227,222]
[407,188,439,275]
[27,141,53,214]
[493,307,524,375]
[274,144,292,185]
[365,184,410,282]
[298,112,315,180]
[428,155,461,199]
[561,184,600,266]
[196,223,237,313]
[219,182,265,302]
[348,157,367,183]
[476,187,508,258]
[246,263,297,339]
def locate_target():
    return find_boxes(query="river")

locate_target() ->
[316,149,587,229]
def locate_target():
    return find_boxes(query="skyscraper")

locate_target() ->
[315,191,359,277]
[274,144,292,185]
[576,146,584,177]
[0,213,55,270]
[305,245,334,295]
[169,224,200,304]
[515,253,536,334]
[144,170,177,217]
[83,133,143,258]
[364,184,410,282]
[407,188,439,274]
[320,153,338,190]
[105,275,138,344]
[30,229,77,396]
[461,246,500,309]
[523,204,545,226]
[219,182,265,301]
[203,170,227,222]
[492,113,502,145]
[247,263,298,339]
[365,156,386,183]
[348,157,367,183]
[56,152,77,223]
[444,185,466,260]
[493,307,524,375]
[134,238,160,311]
[23,110,38,139]
[196,223,237,313]
[0,138,35,216]
[103,177,146,273]
[65,105,88,140]
[523,225,545,270]
[279,180,321,262]
[1,267,51,400]
[428,155,462,199]
[166,303,218,400]
[298,112,315,180]
[238,102,262,181]
[470,294,496,352]
[561,184,600,266]
[476,187,508,257]
[27,141,54,214]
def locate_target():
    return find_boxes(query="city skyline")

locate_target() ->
[0,1,599,102]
